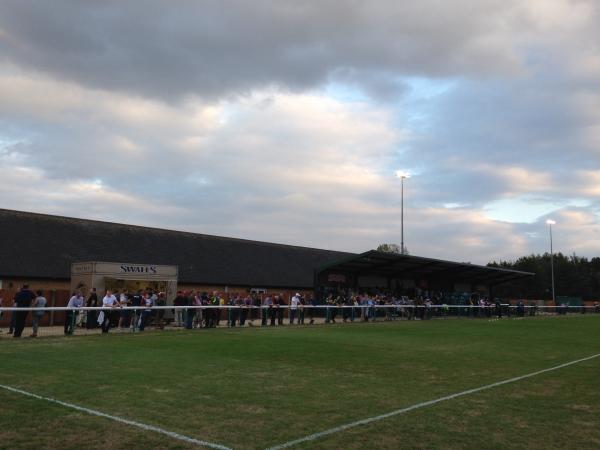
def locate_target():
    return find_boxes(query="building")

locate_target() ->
[0,208,532,311]
[0,209,351,306]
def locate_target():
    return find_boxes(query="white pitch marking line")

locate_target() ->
[266,352,600,450]
[0,384,232,450]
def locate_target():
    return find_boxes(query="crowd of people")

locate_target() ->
[2,285,600,337]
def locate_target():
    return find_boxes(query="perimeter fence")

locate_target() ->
[1,304,599,338]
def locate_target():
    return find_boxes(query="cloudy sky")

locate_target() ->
[1,0,599,263]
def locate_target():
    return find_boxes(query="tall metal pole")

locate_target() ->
[401,176,404,255]
[396,171,410,255]
[549,223,555,305]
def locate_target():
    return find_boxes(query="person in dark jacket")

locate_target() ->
[130,290,143,331]
[86,288,99,329]
[264,295,275,326]
[184,291,194,329]
[495,298,502,318]
[275,294,286,325]
[202,293,213,328]
[13,285,36,338]
[173,291,186,327]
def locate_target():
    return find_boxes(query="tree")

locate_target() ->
[377,243,402,254]
[488,253,600,300]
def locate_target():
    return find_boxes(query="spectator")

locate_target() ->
[154,291,166,329]
[307,295,318,325]
[517,301,525,317]
[441,303,449,318]
[86,288,99,329]
[130,290,143,331]
[13,284,36,338]
[251,294,261,325]
[529,301,537,316]
[240,295,251,327]
[325,295,334,323]
[203,292,214,328]
[494,298,502,319]
[275,294,285,325]
[290,293,301,324]
[360,295,369,322]
[212,292,222,327]
[139,291,154,331]
[174,291,186,327]
[227,295,237,327]
[264,295,274,326]
[368,296,377,321]
[65,290,84,335]
[193,291,203,328]
[118,290,131,329]
[185,291,194,329]
[298,294,305,325]
[331,295,343,323]
[342,296,352,323]
[235,295,244,324]
[100,290,118,333]
[30,290,47,337]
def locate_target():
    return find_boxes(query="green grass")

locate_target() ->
[1,316,600,449]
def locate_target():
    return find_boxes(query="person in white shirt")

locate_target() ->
[100,290,118,333]
[65,290,84,335]
[290,293,301,324]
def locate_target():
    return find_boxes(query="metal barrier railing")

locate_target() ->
[1,304,598,338]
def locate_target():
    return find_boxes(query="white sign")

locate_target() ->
[71,262,178,279]
[71,262,95,274]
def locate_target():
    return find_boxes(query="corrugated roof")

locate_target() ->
[0,209,353,288]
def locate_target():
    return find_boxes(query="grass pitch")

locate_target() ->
[1,316,599,449]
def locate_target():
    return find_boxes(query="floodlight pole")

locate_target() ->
[396,171,410,255]
[401,176,408,255]
[549,222,555,305]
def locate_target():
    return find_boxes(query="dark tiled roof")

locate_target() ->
[0,209,353,288]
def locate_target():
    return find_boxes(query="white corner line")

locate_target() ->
[266,352,600,450]
[0,384,232,450]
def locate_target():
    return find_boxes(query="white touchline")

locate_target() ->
[266,352,600,450]
[0,384,232,450]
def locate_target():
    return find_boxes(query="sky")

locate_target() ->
[1,0,599,263]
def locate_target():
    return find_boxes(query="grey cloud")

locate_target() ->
[0,0,530,101]
[396,69,600,208]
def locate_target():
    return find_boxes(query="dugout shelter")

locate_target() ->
[315,250,534,301]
